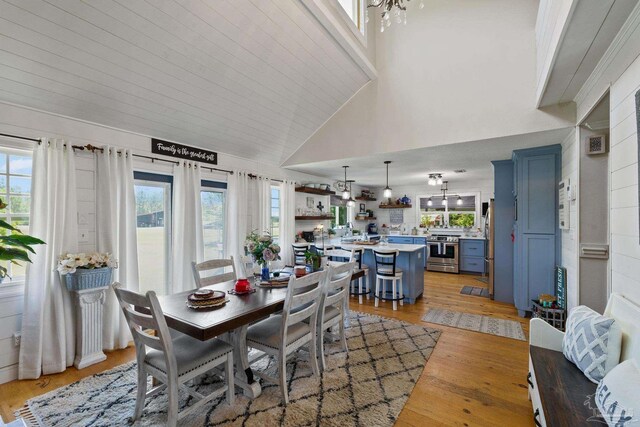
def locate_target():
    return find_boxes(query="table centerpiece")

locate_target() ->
[245,231,281,281]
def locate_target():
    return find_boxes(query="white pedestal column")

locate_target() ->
[72,286,108,369]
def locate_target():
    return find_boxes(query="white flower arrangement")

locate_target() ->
[57,252,118,275]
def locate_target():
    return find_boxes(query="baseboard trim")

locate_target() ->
[0,364,18,385]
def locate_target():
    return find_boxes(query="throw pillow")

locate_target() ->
[595,359,640,427]
[562,305,622,383]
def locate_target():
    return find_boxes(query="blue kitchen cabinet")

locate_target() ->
[512,145,561,317]
[387,236,414,244]
[413,237,427,268]
[459,239,486,273]
[491,160,515,304]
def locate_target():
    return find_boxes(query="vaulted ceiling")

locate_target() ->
[0,0,371,164]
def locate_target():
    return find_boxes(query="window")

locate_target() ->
[330,206,348,229]
[270,185,280,242]
[134,172,171,295]
[419,195,478,229]
[337,0,365,34]
[201,180,226,260]
[0,149,32,282]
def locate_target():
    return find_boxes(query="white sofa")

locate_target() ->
[528,293,640,426]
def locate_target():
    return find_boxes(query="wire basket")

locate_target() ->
[531,299,567,331]
[64,267,113,291]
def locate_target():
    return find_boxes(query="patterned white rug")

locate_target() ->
[17,312,440,427]
[422,308,526,341]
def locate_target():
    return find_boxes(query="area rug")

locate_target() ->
[422,308,525,341]
[460,286,490,298]
[17,312,441,427]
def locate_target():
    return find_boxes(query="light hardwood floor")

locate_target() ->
[0,271,533,426]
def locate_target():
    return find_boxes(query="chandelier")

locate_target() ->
[366,0,425,32]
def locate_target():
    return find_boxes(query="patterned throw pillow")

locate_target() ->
[562,305,622,383]
[595,359,640,426]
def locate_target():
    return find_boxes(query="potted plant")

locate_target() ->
[57,252,117,291]
[245,231,281,281]
[0,198,45,283]
[304,250,321,272]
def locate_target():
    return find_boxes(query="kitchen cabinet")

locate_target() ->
[491,160,515,304]
[512,145,561,317]
[459,239,486,273]
[385,236,427,267]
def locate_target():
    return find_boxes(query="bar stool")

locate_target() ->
[292,243,310,265]
[373,249,404,311]
[325,248,369,305]
[312,243,334,257]
[351,247,370,304]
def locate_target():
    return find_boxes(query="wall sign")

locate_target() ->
[555,266,566,309]
[151,138,217,165]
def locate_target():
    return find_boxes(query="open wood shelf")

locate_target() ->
[355,216,376,221]
[295,216,335,220]
[355,196,377,201]
[378,204,412,209]
[295,186,335,196]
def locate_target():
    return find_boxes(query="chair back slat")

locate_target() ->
[325,248,353,262]
[352,247,365,270]
[132,328,164,351]
[324,262,354,308]
[373,249,399,276]
[283,271,325,327]
[192,257,237,287]
[292,243,310,266]
[313,244,334,257]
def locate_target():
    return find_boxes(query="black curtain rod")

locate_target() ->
[246,173,284,183]
[0,133,41,143]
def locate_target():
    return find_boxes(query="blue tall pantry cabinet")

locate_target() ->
[512,145,561,317]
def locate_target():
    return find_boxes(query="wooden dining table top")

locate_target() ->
[152,280,289,341]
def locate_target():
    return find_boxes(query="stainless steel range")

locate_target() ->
[426,234,459,273]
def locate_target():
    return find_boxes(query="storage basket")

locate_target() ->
[64,267,113,291]
[531,299,567,331]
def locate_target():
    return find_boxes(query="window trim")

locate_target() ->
[334,0,367,47]
[269,183,281,242]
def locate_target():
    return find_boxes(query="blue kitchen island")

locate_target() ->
[328,239,426,304]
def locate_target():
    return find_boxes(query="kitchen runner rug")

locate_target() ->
[460,286,490,298]
[422,308,526,341]
[17,312,441,427]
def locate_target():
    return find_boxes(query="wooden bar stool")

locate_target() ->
[373,249,404,311]
[350,247,370,303]
[292,243,310,266]
[326,248,369,304]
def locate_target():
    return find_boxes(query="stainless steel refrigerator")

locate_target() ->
[484,199,495,299]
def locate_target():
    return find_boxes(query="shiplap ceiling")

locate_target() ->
[0,0,371,164]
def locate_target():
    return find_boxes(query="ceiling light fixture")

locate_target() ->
[342,166,350,200]
[457,195,463,205]
[441,181,449,205]
[366,0,425,33]
[427,197,433,207]
[347,181,356,208]
[383,161,393,199]
[428,173,443,186]
[436,175,443,185]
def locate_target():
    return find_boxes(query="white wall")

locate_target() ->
[0,101,329,383]
[560,127,579,310]
[284,0,575,167]
[609,54,640,304]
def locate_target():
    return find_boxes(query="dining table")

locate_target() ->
[140,279,288,398]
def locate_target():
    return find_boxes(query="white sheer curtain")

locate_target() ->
[257,177,272,235]
[225,171,250,271]
[280,180,296,265]
[170,161,203,293]
[96,147,139,350]
[19,139,78,379]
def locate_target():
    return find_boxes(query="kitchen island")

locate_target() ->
[325,238,426,304]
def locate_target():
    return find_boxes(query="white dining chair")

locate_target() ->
[317,262,355,371]
[373,249,404,310]
[112,283,234,427]
[245,270,327,404]
[192,257,236,287]
[326,248,370,304]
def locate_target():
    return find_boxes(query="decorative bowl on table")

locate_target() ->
[186,289,228,309]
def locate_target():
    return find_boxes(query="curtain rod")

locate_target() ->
[246,173,285,183]
[0,132,42,143]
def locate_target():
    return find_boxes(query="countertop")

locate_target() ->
[324,238,425,253]
[383,234,487,241]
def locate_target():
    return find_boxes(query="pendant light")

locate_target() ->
[457,195,463,205]
[342,166,350,199]
[441,181,448,205]
[346,181,356,207]
[383,161,393,198]
[427,197,433,206]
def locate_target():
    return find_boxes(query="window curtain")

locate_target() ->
[170,161,203,293]
[257,177,272,235]
[96,147,139,350]
[19,139,78,379]
[280,180,296,265]
[225,171,249,272]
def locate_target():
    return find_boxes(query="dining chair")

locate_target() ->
[192,256,236,287]
[245,270,327,404]
[326,248,370,304]
[312,243,334,257]
[112,283,234,426]
[373,249,404,310]
[292,243,310,265]
[317,262,355,371]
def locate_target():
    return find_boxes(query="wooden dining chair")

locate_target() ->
[112,283,234,427]
[326,248,370,304]
[292,243,310,265]
[317,262,355,371]
[192,256,236,287]
[245,270,327,404]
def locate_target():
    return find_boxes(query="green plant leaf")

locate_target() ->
[0,247,31,263]
[0,235,45,253]
[0,219,19,233]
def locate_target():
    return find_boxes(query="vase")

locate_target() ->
[64,267,114,291]
[261,264,270,281]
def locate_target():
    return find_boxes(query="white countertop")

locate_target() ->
[324,238,425,253]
